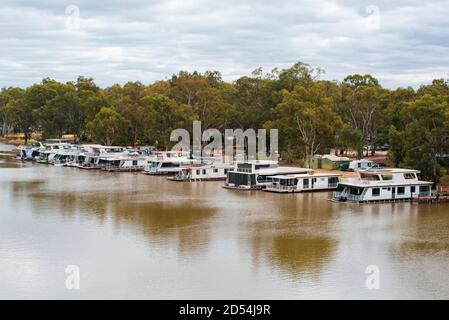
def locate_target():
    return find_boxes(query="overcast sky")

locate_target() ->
[1,0,449,89]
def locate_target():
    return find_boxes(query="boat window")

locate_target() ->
[213,169,218,173]
[420,185,430,192]
[203,169,206,175]
[133,160,138,166]
[329,177,339,184]
[381,174,393,180]
[404,173,416,179]
[372,188,380,196]
[360,173,380,180]
[196,170,200,175]
[411,186,416,193]
[397,187,405,195]
[224,169,228,174]
[350,187,362,195]
[161,162,179,168]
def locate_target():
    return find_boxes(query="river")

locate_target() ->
[1,143,449,299]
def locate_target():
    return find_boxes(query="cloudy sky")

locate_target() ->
[1,0,449,89]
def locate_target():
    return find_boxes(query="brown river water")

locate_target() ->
[1,143,449,299]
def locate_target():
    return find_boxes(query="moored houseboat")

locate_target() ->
[170,163,233,181]
[100,156,147,172]
[223,160,309,190]
[332,168,433,202]
[16,142,43,160]
[264,171,341,193]
[36,143,73,164]
[75,145,129,169]
[143,151,194,175]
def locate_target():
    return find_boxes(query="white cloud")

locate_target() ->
[0,0,448,88]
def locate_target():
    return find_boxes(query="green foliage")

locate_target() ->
[141,94,196,149]
[86,107,130,146]
[1,61,449,178]
[268,82,340,167]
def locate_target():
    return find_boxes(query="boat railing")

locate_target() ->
[332,192,361,201]
[328,182,339,188]
[346,194,362,201]
[266,184,297,191]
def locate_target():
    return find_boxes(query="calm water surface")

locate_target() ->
[1,143,449,299]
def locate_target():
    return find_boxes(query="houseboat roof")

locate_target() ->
[233,166,308,175]
[78,144,125,149]
[180,163,232,169]
[269,172,342,180]
[340,179,433,188]
[236,160,278,165]
[99,156,145,161]
[358,168,420,174]
[318,154,351,162]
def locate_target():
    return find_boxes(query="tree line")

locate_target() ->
[1,62,448,181]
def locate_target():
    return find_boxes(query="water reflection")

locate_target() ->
[243,193,338,279]
[2,149,449,299]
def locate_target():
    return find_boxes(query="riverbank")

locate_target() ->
[0,136,23,146]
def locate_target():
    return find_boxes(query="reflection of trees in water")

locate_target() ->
[109,200,216,255]
[386,203,449,253]
[244,193,338,278]
[251,232,336,278]
[9,181,217,256]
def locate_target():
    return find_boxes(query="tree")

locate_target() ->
[0,87,25,137]
[86,107,130,146]
[269,82,340,167]
[395,94,449,181]
[141,94,196,150]
[338,77,386,158]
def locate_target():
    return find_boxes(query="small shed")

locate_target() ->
[312,154,351,170]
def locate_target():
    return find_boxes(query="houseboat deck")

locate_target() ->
[264,172,341,193]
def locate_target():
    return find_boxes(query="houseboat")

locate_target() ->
[170,163,233,181]
[332,168,433,203]
[51,146,83,166]
[264,171,341,193]
[143,151,193,175]
[36,143,73,164]
[100,156,147,172]
[75,145,129,169]
[346,159,379,171]
[16,142,43,160]
[223,160,309,190]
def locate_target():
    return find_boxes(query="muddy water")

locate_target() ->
[1,143,449,299]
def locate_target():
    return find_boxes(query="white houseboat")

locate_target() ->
[76,145,129,169]
[223,160,309,190]
[143,151,193,175]
[100,156,147,172]
[347,159,379,171]
[332,168,433,202]
[36,143,73,164]
[265,171,341,193]
[50,146,84,166]
[16,142,43,160]
[170,163,233,181]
